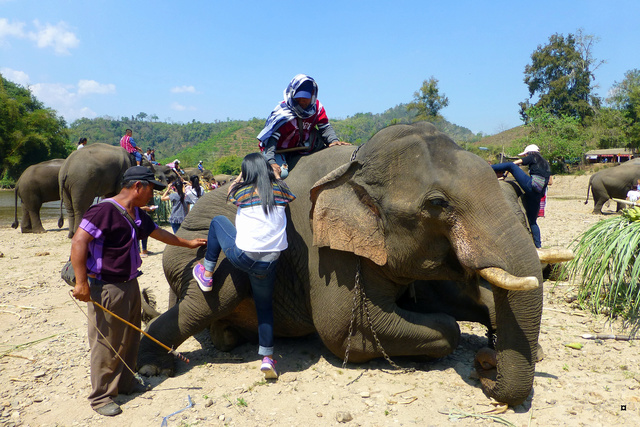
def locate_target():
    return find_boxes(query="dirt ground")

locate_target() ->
[1,173,639,427]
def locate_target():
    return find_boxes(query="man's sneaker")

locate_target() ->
[260,357,278,379]
[193,263,213,292]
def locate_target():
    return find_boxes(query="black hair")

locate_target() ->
[77,137,87,145]
[228,153,278,214]
[174,180,186,206]
[190,175,202,198]
[122,180,149,189]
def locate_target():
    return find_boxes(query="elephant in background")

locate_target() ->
[153,164,182,185]
[12,159,65,233]
[136,122,574,405]
[182,167,214,182]
[58,143,155,238]
[585,162,640,214]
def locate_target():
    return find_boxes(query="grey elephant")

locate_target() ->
[182,167,214,182]
[585,162,640,214]
[11,159,65,233]
[153,164,182,185]
[58,143,154,238]
[138,122,568,405]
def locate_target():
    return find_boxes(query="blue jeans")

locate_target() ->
[171,222,181,233]
[204,216,278,356]
[491,162,544,248]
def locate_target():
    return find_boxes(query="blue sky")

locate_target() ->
[1,0,638,136]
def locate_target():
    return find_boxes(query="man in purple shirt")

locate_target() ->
[70,166,206,417]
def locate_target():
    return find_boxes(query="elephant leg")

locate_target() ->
[314,257,460,363]
[137,262,251,376]
[20,210,33,233]
[399,280,495,336]
[28,209,46,233]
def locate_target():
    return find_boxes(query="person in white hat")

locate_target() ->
[491,144,551,248]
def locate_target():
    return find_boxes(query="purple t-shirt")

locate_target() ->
[79,199,157,283]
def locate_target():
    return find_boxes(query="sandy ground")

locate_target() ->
[1,173,639,427]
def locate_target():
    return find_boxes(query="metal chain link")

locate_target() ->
[342,258,414,373]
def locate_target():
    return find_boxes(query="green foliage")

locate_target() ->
[407,77,449,121]
[586,107,631,149]
[514,106,587,162]
[0,74,70,184]
[557,211,640,326]
[521,30,602,123]
[211,155,242,175]
[607,69,640,148]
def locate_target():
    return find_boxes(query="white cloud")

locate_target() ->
[0,18,79,55]
[27,20,79,55]
[171,102,196,111]
[28,79,113,122]
[0,67,30,86]
[170,85,197,94]
[0,18,25,42]
[78,79,116,95]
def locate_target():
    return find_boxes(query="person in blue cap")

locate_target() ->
[257,74,349,179]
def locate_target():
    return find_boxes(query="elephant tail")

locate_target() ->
[58,175,66,228]
[11,182,19,229]
[584,181,592,205]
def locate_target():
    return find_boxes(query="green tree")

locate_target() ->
[521,30,602,124]
[211,155,242,175]
[606,69,640,147]
[0,74,70,184]
[407,77,449,121]
[515,106,588,167]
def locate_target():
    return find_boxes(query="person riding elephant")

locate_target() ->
[491,144,551,248]
[137,122,573,406]
[585,162,640,214]
[58,143,156,238]
[12,159,65,233]
[256,74,349,179]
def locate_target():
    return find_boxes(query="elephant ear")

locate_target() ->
[309,161,387,266]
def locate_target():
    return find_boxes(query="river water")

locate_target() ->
[0,190,61,225]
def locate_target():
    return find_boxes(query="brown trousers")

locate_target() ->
[87,278,141,408]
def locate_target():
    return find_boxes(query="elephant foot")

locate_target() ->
[138,339,175,377]
[474,347,497,384]
[209,321,245,352]
[137,355,174,377]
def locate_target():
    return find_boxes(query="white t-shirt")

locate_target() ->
[627,190,640,202]
[234,205,288,252]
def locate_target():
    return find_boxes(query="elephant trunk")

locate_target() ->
[478,285,542,405]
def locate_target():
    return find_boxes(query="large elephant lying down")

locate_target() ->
[139,122,569,406]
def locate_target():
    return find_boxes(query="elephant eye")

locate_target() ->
[429,198,449,208]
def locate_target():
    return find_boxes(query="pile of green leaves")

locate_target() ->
[558,209,640,324]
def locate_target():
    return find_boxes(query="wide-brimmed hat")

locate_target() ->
[518,144,539,156]
[123,166,166,190]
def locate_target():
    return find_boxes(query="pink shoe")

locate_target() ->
[260,357,278,379]
[193,263,213,292]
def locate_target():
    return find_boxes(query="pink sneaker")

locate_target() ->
[193,263,213,292]
[260,357,278,379]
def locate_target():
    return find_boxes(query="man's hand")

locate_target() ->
[185,238,207,249]
[328,141,350,147]
[72,281,91,302]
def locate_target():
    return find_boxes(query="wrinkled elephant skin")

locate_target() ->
[12,159,65,233]
[139,122,543,406]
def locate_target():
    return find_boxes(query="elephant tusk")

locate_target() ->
[478,267,539,291]
[537,248,574,263]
